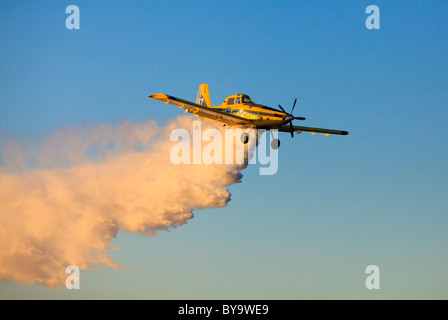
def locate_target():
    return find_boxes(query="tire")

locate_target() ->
[271,138,280,150]
[241,132,250,144]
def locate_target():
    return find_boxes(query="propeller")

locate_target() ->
[278,98,305,138]
[291,98,297,114]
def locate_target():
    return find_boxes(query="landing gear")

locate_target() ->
[269,130,280,149]
[241,132,250,144]
[271,138,280,150]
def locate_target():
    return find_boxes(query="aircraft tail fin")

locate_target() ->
[196,84,212,108]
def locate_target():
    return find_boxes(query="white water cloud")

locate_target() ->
[0,115,253,287]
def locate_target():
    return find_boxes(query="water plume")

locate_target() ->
[0,115,254,287]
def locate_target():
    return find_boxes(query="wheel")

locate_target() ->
[241,132,250,144]
[271,138,280,150]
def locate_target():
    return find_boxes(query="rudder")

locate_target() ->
[195,84,212,107]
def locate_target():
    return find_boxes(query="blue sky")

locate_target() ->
[0,0,447,299]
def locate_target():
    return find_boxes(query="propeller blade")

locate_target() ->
[289,122,294,138]
[294,116,306,120]
[278,104,286,113]
[291,98,297,114]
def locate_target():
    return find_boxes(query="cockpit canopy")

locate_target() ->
[241,95,253,103]
[224,94,253,105]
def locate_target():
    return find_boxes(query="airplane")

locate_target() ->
[148,84,348,149]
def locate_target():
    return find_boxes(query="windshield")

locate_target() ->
[242,95,253,103]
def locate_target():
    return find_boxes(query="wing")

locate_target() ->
[278,124,349,136]
[148,93,254,126]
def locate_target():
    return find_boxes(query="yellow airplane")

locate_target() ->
[149,84,348,149]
